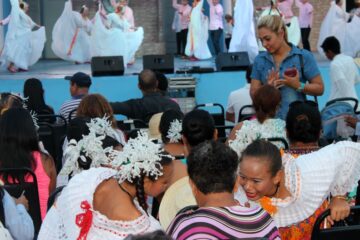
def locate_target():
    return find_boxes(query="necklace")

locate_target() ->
[119,184,133,199]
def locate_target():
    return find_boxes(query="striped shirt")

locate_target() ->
[167,205,280,240]
[58,96,84,123]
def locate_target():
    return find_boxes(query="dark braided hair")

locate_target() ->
[134,176,148,214]
[132,153,173,214]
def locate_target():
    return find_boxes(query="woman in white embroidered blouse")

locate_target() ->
[227,85,288,156]
[237,139,360,239]
[38,131,174,240]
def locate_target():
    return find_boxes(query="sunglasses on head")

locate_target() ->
[289,100,318,108]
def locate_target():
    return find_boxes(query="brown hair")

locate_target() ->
[253,85,281,123]
[257,15,289,44]
[76,94,117,128]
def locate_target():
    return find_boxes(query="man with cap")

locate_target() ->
[58,72,92,123]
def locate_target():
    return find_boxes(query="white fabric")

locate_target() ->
[90,11,143,66]
[258,8,300,49]
[229,0,259,63]
[185,0,212,60]
[52,0,92,63]
[38,167,162,240]
[272,141,360,227]
[229,118,288,157]
[328,54,360,103]
[0,222,12,240]
[317,2,360,57]
[226,84,253,123]
[0,0,45,70]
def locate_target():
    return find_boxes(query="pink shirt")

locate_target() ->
[295,0,313,28]
[277,0,294,24]
[172,0,192,30]
[207,0,224,30]
[123,6,135,28]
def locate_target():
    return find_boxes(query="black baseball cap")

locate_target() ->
[65,72,92,87]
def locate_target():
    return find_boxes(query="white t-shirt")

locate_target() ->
[226,84,253,122]
[329,54,360,103]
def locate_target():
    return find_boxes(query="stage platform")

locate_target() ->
[0,55,359,116]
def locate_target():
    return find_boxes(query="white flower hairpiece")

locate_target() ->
[166,119,182,143]
[29,110,39,131]
[59,117,116,177]
[110,130,173,183]
[60,132,113,177]
[10,93,39,130]
[86,116,117,139]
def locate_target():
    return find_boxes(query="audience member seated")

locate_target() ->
[39,131,174,239]
[58,72,92,123]
[227,85,287,156]
[237,139,360,239]
[0,186,34,240]
[0,93,24,114]
[76,93,126,146]
[158,109,187,187]
[321,36,360,104]
[225,65,254,123]
[57,117,122,187]
[0,108,56,220]
[167,141,280,239]
[23,78,55,122]
[159,109,217,229]
[285,101,322,155]
[111,69,181,123]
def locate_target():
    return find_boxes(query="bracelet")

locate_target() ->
[332,195,347,201]
[296,82,305,93]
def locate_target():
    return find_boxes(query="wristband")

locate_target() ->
[296,82,305,93]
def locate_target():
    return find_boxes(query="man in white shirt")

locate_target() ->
[226,66,254,123]
[321,36,360,103]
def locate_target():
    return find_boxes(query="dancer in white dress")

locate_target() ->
[185,0,212,60]
[0,0,45,73]
[90,2,143,66]
[52,1,92,64]
[229,0,259,63]
[38,130,174,240]
[318,0,360,57]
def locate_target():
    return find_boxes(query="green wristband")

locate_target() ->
[296,82,305,93]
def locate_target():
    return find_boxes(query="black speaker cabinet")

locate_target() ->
[91,56,124,77]
[143,54,174,74]
[216,52,250,71]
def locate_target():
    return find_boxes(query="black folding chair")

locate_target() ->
[195,103,226,138]
[47,186,65,211]
[116,119,148,140]
[325,97,359,114]
[0,168,42,233]
[238,104,255,122]
[265,137,289,150]
[215,125,235,143]
[68,108,78,123]
[311,206,360,240]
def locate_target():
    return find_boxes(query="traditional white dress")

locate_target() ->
[90,10,144,66]
[38,167,162,240]
[259,7,301,49]
[317,1,360,57]
[229,0,259,63]
[236,141,360,228]
[0,0,46,70]
[185,0,212,60]
[0,222,13,240]
[229,119,288,157]
[52,0,92,63]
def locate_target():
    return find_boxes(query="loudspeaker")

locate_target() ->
[91,56,124,77]
[143,54,174,74]
[216,52,250,71]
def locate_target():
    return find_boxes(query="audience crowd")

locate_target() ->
[1,13,360,240]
